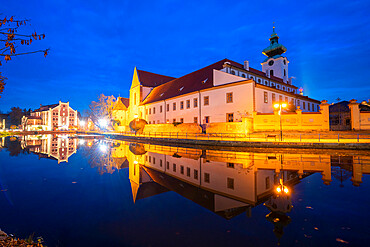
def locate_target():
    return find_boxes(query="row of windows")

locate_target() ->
[263,91,319,111]
[146,155,234,189]
[229,69,294,93]
[147,93,235,115]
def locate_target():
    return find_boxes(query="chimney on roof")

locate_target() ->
[244,60,249,71]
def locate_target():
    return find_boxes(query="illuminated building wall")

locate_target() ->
[26,101,78,130]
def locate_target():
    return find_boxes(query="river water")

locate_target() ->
[0,134,369,246]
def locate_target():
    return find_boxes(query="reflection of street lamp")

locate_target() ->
[134,114,138,135]
[274,103,287,141]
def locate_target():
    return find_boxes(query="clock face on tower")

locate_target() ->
[268,60,274,66]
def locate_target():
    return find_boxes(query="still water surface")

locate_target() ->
[0,135,369,246]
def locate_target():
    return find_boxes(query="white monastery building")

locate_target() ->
[119,28,320,130]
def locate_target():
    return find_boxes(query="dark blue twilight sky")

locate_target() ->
[1,0,369,113]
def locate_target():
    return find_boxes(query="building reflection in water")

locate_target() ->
[20,134,78,164]
[106,141,369,239]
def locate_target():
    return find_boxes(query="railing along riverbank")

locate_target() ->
[105,131,370,144]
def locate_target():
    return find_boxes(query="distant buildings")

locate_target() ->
[330,100,370,130]
[22,101,78,131]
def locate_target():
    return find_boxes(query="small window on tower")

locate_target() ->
[270,70,274,76]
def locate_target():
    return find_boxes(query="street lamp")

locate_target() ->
[274,102,287,141]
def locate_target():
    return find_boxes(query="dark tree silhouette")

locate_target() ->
[0,15,49,97]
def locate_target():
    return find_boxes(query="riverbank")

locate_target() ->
[102,132,370,150]
[0,230,44,246]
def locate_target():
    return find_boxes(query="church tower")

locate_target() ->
[261,26,290,84]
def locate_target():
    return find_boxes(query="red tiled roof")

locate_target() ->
[33,103,59,112]
[120,97,130,108]
[137,70,176,87]
[142,59,242,105]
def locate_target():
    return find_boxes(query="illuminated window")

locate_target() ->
[204,96,209,106]
[180,101,184,110]
[227,178,234,190]
[173,103,176,111]
[264,92,268,103]
[226,113,234,122]
[194,98,198,108]
[186,100,190,109]
[204,173,210,183]
[226,93,233,103]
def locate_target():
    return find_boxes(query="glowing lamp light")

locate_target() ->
[99,144,108,153]
[133,160,138,165]
[80,120,86,126]
[276,187,282,193]
[79,139,85,145]
[282,103,287,108]
[99,119,108,128]
[274,103,280,109]
[134,114,138,119]
[284,187,289,194]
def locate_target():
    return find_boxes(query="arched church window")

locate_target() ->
[241,74,246,78]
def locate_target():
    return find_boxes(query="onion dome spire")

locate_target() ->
[262,24,287,58]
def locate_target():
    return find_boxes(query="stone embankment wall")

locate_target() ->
[349,99,370,130]
[251,101,329,132]
[143,123,202,133]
